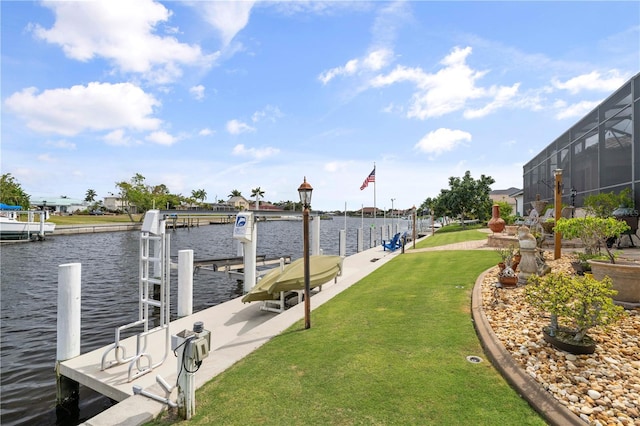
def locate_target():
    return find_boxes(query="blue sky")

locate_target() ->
[2,1,639,211]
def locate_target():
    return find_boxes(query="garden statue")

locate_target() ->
[517,226,538,284]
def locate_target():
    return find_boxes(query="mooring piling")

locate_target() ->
[56,263,81,418]
[178,249,194,317]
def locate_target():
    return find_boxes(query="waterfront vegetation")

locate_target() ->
[150,230,544,425]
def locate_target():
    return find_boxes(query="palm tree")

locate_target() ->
[191,189,207,208]
[251,187,265,210]
[228,189,242,198]
[85,189,97,203]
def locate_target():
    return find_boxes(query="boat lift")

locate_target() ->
[101,210,172,382]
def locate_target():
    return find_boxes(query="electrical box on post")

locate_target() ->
[233,213,253,242]
[142,210,161,235]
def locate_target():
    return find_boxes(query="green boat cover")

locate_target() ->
[241,255,343,303]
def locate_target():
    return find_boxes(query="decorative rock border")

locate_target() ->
[471,268,584,426]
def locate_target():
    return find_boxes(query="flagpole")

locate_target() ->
[373,163,377,245]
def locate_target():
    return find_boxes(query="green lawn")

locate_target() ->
[150,234,544,425]
[414,228,489,249]
[47,214,143,225]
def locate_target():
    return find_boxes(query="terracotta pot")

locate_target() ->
[542,326,595,355]
[488,204,505,233]
[498,275,518,287]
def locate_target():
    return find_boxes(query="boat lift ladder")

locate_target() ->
[101,211,171,382]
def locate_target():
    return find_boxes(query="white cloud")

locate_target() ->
[552,70,627,94]
[370,46,523,120]
[554,100,601,120]
[33,0,215,84]
[146,130,178,146]
[4,82,161,136]
[464,83,520,119]
[324,161,351,173]
[415,128,472,155]
[104,129,135,146]
[198,128,214,136]
[191,1,256,47]
[231,144,279,159]
[37,153,56,163]
[319,48,393,85]
[226,119,256,135]
[46,139,76,150]
[252,105,283,123]
[190,85,205,100]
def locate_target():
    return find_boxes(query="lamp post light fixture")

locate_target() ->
[391,198,396,231]
[298,177,313,329]
[553,169,563,260]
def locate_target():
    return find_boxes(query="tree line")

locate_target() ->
[2,170,499,222]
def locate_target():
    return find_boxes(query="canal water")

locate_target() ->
[1,216,407,425]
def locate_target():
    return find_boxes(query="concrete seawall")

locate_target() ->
[55,223,142,235]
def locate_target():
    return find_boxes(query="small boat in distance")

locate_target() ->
[0,207,56,241]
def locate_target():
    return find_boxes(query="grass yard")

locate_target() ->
[414,228,489,249]
[151,245,544,425]
[46,214,143,225]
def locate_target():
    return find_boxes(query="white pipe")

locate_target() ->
[57,263,81,362]
[339,229,346,257]
[312,215,320,256]
[39,212,45,239]
[357,228,363,253]
[178,250,193,318]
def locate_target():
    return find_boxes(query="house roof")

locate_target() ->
[490,187,520,196]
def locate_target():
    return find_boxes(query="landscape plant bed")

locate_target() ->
[482,253,640,424]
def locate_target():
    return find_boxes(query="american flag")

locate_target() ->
[360,168,375,190]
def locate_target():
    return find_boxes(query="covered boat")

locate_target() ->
[0,209,56,240]
[242,255,343,303]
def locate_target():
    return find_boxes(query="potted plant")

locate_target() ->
[525,273,625,354]
[555,217,640,307]
[494,246,518,287]
[541,217,555,234]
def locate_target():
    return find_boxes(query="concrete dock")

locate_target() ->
[64,243,404,426]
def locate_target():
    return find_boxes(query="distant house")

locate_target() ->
[30,196,87,214]
[489,187,521,216]
[228,196,250,211]
[103,196,127,212]
[250,201,282,211]
[358,207,381,217]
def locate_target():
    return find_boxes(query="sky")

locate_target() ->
[2,1,639,212]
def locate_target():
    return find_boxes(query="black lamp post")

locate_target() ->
[570,187,577,217]
[298,177,313,329]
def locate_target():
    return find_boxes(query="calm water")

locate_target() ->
[1,216,406,425]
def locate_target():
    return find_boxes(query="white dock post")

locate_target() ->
[178,249,194,318]
[56,263,81,414]
[357,228,363,252]
[312,215,320,256]
[339,229,346,257]
[39,212,46,239]
[243,223,257,294]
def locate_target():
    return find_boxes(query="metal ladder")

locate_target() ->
[101,211,172,382]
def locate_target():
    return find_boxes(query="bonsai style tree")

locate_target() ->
[554,217,630,263]
[584,188,634,218]
[526,273,625,344]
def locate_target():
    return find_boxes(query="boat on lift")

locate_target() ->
[0,205,56,240]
